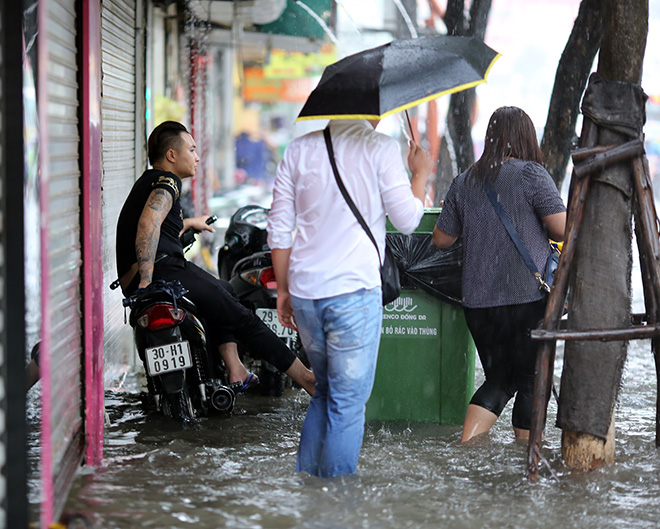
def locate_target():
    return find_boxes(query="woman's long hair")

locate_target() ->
[468,106,543,183]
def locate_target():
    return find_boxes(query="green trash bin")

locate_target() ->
[366,209,475,424]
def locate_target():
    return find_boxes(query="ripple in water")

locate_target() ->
[54,339,660,529]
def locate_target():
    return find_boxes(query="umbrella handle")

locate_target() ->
[405,110,415,143]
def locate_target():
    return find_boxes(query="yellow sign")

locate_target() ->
[264,44,336,79]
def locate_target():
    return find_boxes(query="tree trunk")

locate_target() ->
[541,0,603,189]
[443,1,471,177]
[559,0,648,470]
[444,0,466,36]
[562,418,616,471]
[436,0,492,197]
[598,1,647,82]
[434,136,456,206]
[446,90,476,176]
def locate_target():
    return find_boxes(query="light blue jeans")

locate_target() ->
[291,288,383,478]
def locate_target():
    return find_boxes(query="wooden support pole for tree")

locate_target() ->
[558,0,648,472]
[528,144,660,477]
[571,144,616,163]
[528,116,658,479]
[532,325,660,342]
[630,155,660,446]
[526,118,598,481]
[573,139,645,178]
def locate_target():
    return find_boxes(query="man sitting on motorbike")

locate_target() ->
[115,120,315,395]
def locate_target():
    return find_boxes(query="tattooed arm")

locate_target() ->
[136,188,173,289]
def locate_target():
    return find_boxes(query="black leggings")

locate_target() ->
[132,255,296,373]
[463,299,546,430]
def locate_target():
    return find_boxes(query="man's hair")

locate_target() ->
[148,121,189,166]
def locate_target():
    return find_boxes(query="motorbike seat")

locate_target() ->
[124,280,198,326]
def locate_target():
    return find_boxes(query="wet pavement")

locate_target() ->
[28,335,660,529]
[24,199,660,528]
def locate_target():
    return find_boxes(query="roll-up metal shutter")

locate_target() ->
[101,0,141,372]
[42,0,84,515]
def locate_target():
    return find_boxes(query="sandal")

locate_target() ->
[229,372,259,393]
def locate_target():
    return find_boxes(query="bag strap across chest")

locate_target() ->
[483,178,549,292]
[323,126,382,265]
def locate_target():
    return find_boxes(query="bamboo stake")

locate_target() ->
[571,144,615,163]
[573,139,645,178]
[528,122,660,476]
[528,132,660,476]
[532,324,660,342]
[527,118,599,481]
[630,155,660,447]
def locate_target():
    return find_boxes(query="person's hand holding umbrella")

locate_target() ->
[407,140,434,203]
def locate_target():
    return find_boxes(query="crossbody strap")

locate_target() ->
[483,178,545,288]
[323,126,382,265]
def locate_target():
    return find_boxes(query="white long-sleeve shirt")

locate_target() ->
[267,120,424,300]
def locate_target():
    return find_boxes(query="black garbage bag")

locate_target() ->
[386,233,463,306]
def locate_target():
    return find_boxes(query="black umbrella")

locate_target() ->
[297,36,500,122]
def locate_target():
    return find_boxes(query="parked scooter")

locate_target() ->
[121,216,238,420]
[217,204,306,396]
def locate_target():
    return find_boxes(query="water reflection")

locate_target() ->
[57,337,660,529]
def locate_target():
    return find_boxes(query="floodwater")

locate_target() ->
[49,335,660,529]
[25,241,660,528]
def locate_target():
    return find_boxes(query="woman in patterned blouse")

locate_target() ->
[433,107,566,442]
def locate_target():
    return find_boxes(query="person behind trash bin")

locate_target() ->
[268,118,434,477]
[115,120,315,395]
[432,106,566,442]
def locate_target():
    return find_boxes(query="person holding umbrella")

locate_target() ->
[432,106,566,442]
[267,35,500,476]
[268,118,433,477]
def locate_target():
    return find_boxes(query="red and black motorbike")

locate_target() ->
[121,216,238,420]
[217,204,307,395]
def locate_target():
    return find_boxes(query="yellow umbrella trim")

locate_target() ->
[296,53,501,122]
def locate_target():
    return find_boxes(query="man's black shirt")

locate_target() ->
[115,169,184,279]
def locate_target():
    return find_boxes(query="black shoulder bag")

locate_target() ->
[484,179,559,293]
[323,127,401,305]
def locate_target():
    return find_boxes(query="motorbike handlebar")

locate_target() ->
[223,234,240,252]
[122,295,136,308]
[181,215,218,251]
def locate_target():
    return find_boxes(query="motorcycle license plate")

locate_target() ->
[145,341,193,376]
[256,308,296,338]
